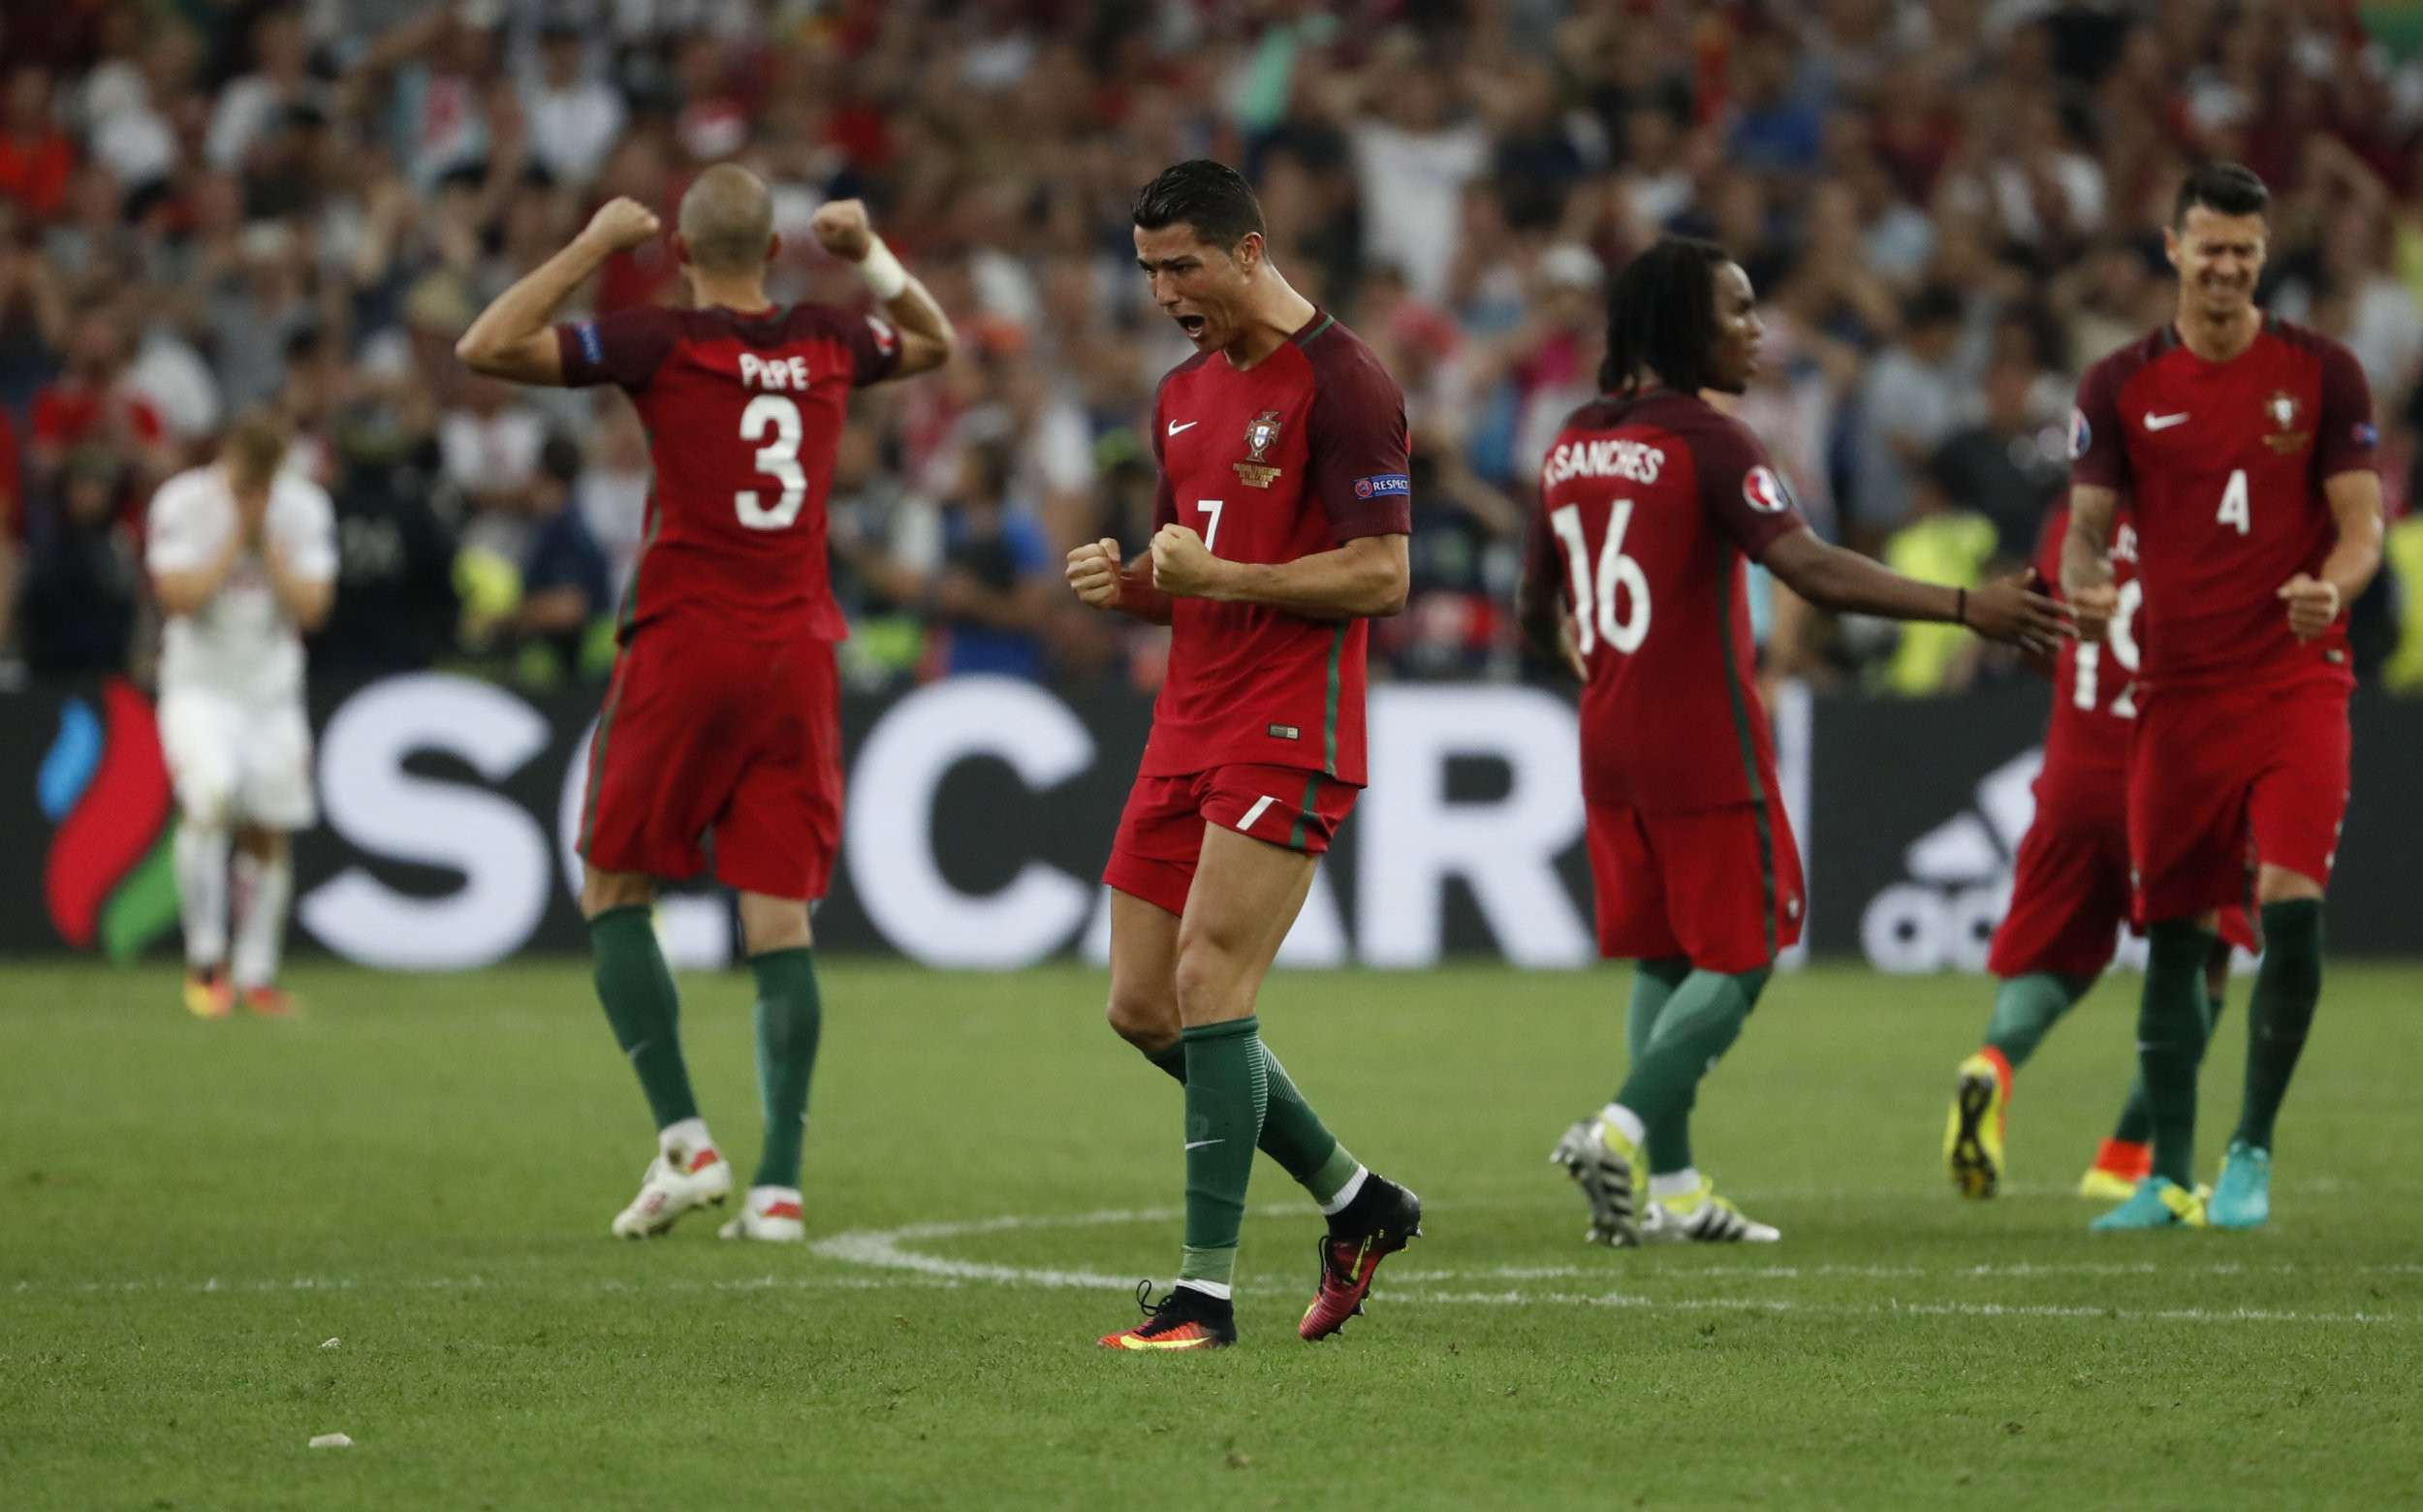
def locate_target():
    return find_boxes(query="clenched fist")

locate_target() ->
[1149,523,1228,599]
[2278,573,2342,642]
[810,199,875,263]
[581,197,661,253]
[1065,538,1127,612]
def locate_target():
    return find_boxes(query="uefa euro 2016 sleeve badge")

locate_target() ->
[1234,410,1284,488]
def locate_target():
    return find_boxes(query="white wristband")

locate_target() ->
[858,237,908,301]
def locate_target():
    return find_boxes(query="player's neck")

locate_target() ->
[2174,302,2261,363]
[1221,278,1318,370]
[689,278,776,316]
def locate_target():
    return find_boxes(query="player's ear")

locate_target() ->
[672,231,693,268]
[2161,226,2179,269]
[764,232,782,268]
[1234,232,1263,277]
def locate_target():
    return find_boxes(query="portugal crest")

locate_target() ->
[1235,410,1284,488]
[2262,389,2311,456]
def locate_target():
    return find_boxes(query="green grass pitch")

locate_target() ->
[3,959,2417,1510]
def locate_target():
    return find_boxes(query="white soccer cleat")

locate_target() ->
[1641,1179,1780,1244]
[718,1185,807,1243]
[1551,1116,1642,1247]
[610,1143,732,1239]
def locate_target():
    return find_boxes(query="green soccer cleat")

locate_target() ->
[2090,1175,2206,1231]
[2207,1142,2272,1229]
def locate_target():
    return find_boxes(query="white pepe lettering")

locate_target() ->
[738,353,814,392]
[1543,437,1665,488]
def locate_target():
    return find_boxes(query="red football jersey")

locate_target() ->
[556,301,902,642]
[1521,392,1808,812]
[2068,317,2376,693]
[2030,499,2140,824]
[1142,311,1411,785]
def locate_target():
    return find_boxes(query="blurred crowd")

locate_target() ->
[8,0,2423,698]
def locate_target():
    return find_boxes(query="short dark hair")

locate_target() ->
[1600,236,1728,395]
[1131,160,1266,253]
[2173,161,2269,226]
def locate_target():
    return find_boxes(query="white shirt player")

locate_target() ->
[146,463,337,707]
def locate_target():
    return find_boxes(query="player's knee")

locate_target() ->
[1170,937,1250,1023]
[737,893,812,956]
[1105,982,1179,1053]
[581,868,656,918]
[2253,866,2324,905]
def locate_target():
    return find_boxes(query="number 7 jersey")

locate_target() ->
[555,301,902,642]
[1522,391,1809,811]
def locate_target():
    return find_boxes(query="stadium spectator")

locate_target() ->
[16,446,139,677]
[1849,285,1970,546]
[511,433,610,685]
[309,425,461,681]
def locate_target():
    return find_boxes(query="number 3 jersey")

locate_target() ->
[1522,391,1809,812]
[1144,311,1410,785]
[555,301,902,642]
[2067,317,2375,694]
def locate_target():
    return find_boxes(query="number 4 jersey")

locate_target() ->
[2067,316,2375,694]
[1523,391,1809,812]
[556,301,903,642]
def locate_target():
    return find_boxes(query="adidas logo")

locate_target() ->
[1859,750,2043,974]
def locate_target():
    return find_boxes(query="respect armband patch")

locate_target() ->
[1352,474,1411,499]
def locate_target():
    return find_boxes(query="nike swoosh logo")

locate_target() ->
[1183,1139,1222,1150]
[2144,412,2190,431]
[1167,421,1199,436]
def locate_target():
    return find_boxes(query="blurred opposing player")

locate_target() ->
[1519,237,2068,1248]
[147,411,334,1020]
[2065,164,2381,1232]
[1068,161,1420,1350]
[456,166,953,1241]
[1943,497,2254,1202]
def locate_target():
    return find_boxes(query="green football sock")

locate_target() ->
[1984,972,2095,1068]
[1140,1039,1356,1206]
[587,906,700,1130]
[2234,899,2324,1154]
[2137,921,2217,1187]
[2113,990,2225,1146]
[1179,1017,1268,1291]
[1616,965,1770,1175]
[1624,958,1692,1175]
[749,946,823,1191]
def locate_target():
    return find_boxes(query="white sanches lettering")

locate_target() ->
[1544,438,1665,488]
[738,353,814,392]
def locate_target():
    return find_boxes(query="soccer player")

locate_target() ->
[1066,161,1421,1350]
[148,410,335,1021]
[456,167,953,1241]
[1519,237,2069,1247]
[2064,163,2381,1232]
[1943,495,2256,1202]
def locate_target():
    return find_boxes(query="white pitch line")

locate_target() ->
[1380,1289,2405,1327]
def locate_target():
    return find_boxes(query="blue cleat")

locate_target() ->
[2090,1175,2207,1231]
[2207,1142,2272,1229]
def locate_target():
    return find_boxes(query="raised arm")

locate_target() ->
[456,199,664,386]
[1148,527,1408,620]
[2280,470,2385,641]
[808,200,955,378]
[1762,525,2070,651]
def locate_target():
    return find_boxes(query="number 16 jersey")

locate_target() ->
[556,300,902,643]
[1522,391,1809,812]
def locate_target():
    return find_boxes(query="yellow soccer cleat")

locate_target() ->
[2078,1137,2151,1202]
[183,969,233,1021]
[1944,1051,2009,1199]
[2091,1175,2207,1231]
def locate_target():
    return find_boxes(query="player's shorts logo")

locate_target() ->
[1742,465,1789,514]
[2068,406,2092,459]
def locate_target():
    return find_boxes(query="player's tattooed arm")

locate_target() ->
[2059,484,2122,644]
[809,200,956,377]
[456,198,662,386]
[1149,527,1408,620]
[1066,538,1174,625]
[2281,470,2386,641]
[1763,526,2072,654]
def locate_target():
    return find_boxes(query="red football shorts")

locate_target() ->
[1104,764,1359,918]
[1989,811,2260,978]
[1585,799,1805,974]
[2129,677,2350,926]
[579,628,843,899]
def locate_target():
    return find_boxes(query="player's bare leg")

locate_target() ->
[228,826,299,1017]
[722,892,820,1243]
[171,793,234,1020]
[583,866,728,1237]
[2211,865,2325,1228]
